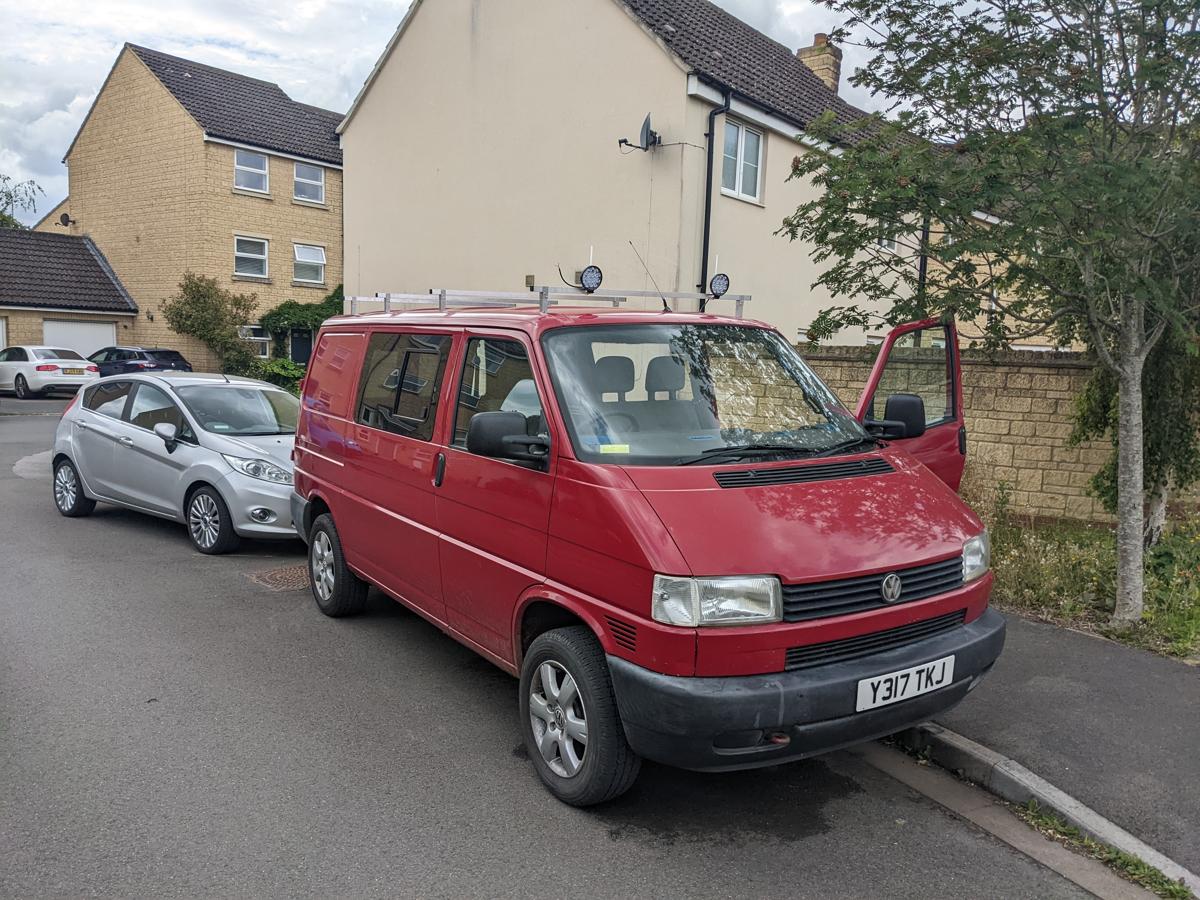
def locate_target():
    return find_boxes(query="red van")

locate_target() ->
[291,302,1003,806]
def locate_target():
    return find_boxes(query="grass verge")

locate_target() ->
[966,482,1200,659]
[1012,800,1194,899]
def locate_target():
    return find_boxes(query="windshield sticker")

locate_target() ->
[598,444,631,454]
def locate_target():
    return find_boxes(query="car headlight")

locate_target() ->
[222,454,293,485]
[651,574,782,627]
[963,531,991,582]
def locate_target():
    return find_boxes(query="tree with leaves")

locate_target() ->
[1,174,44,228]
[161,273,259,374]
[781,0,1200,623]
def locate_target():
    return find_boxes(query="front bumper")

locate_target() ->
[216,471,297,540]
[290,491,309,543]
[608,608,1005,772]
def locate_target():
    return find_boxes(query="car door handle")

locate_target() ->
[75,421,91,431]
[118,436,135,448]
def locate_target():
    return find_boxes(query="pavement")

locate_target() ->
[0,400,1184,897]
[939,614,1200,873]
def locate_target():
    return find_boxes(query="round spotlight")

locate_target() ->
[580,265,604,293]
[709,273,731,298]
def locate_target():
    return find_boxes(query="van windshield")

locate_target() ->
[541,323,871,466]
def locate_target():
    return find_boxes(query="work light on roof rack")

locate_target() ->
[709,273,731,298]
[580,265,604,293]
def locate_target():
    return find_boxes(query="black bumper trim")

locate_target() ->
[289,492,309,543]
[607,608,1005,772]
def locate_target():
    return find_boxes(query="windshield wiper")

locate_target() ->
[678,444,813,466]
[238,429,295,436]
[812,437,878,458]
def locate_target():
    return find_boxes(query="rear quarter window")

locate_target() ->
[304,331,366,419]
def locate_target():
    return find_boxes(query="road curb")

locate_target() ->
[898,724,1200,895]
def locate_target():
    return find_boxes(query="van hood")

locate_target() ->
[218,433,296,469]
[622,451,982,581]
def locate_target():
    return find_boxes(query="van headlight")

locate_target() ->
[222,454,293,485]
[651,575,782,627]
[963,531,991,582]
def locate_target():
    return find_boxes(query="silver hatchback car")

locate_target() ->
[52,372,300,554]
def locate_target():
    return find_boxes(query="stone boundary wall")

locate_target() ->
[805,346,1116,521]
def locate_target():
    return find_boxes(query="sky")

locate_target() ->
[0,0,882,225]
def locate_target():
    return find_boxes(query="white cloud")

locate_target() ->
[0,0,884,225]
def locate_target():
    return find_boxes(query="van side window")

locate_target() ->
[454,338,544,446]
[355,332,451,440]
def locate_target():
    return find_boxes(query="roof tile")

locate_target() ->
[0,230,138,314]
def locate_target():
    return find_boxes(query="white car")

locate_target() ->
[0,346,100,398]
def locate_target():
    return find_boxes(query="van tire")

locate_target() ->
[308,513,367,617]
[520,626,641,806]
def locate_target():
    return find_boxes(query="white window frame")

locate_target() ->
[293,163,325,203]
[293,243,327,284]
[234,149,269,194]
[721,120,763,203]
[234,236,269,278]
[239,325,271,359]
[876,234,899,253]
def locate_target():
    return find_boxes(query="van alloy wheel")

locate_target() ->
[189,493,221,549]
[311,530,335,602]
[54,463,78,512]
[529,660,589,778]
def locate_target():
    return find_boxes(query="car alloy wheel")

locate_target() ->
[54,463,78,512]
[15,375,29,399]
[188,492,221,550]
[311,530,335,602]
[528,660,589,778]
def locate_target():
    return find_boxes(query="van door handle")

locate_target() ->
[433,452,446,488]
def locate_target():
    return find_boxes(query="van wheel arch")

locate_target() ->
[304,494,331,539]
[518,600,599,667]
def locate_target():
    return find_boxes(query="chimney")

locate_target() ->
[796,33,842,93]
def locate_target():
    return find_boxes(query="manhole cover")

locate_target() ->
[247,564,310,592]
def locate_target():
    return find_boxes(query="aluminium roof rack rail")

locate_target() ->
[346,285,751,317]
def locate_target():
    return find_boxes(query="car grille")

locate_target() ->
[713,457,894,488]
[782,555,964,622]
[784,610,967,671]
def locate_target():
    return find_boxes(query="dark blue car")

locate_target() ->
[87,346,193,377]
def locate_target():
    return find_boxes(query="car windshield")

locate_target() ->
[541,323,870,466]
[35,348,85,360]
[175,384,299,435]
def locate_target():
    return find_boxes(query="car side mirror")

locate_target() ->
[466,411,549,467]
[153,422,178,451]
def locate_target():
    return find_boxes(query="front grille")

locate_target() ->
[713,457,894,489]
[782,555,964,622]
[785,610,966,670]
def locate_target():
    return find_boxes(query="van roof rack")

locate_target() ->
[346,285,751,318]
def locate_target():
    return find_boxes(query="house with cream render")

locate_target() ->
[338,0,885,343]
[32,44,344,366]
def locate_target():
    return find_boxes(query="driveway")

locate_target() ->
[0,413,1090,899]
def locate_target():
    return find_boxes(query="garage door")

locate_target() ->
[42,320,117,356]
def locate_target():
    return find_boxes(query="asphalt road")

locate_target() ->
[0,407,1086,899]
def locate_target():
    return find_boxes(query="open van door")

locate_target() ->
[855,319,966,490]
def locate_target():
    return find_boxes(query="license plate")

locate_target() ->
[856,655,955,712]
[63,368,85,375]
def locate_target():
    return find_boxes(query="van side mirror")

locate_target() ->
[153,422,178,451]
[863,393,927,439]
[466,411,549,466]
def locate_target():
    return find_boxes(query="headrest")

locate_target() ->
[594,356,635,396]
[646,356,686,396]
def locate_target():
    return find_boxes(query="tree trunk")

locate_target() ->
[1144,481,1169,549]
[1113,356,1146,624]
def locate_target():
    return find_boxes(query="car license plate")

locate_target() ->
[63,368,85,375]
[856,655,955,712]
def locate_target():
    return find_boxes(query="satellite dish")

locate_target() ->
[58,212,75,227]
[618,113,662,152]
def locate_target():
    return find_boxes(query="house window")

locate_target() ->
[721,121,762,201]
[294,163,325,203]
[877,235,899,253]
[234,149,269,193]
[234,236,269,277]
[242,325,270,358]
[293,244,326,284]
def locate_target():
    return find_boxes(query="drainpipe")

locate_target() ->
[698,86,732,311]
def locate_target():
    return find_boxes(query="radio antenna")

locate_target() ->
[628,240,669,312]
